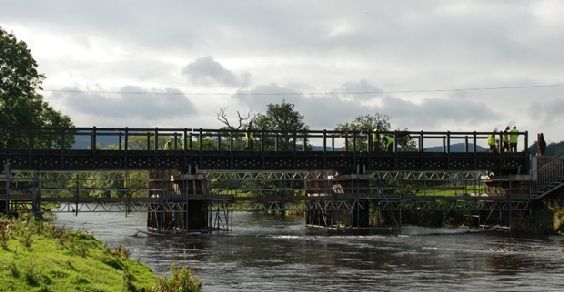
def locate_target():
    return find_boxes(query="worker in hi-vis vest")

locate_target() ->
[385,134,394,152]
[510,126,518,152]
[487,129,497,152]
[372,128,381,151]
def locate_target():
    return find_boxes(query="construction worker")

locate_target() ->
[385,133,394,152]
[487,129,497,152]
[245,120,253,150]
[510,126,518,152]
[163,139,172,150]
[502,127,511,153]
[372,128,381,151]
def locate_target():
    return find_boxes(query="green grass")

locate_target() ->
[415,185,485,197]
[0,217,200,291]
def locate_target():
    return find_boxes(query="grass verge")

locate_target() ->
[0,215,202,291]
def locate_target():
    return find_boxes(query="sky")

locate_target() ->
[1,0,563,144]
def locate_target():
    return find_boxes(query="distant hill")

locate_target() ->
[71,140,490,153]
[529,141,564,157]
[72,135,120,149]
[424,143,488,153]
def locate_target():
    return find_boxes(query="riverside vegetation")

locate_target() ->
[0,215,202,291]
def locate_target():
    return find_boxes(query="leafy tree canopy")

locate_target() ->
[0,26,73,148]
[336,113,391,132]
[336,113,415,151]
[252,100,309,150]
[253,99,308,131]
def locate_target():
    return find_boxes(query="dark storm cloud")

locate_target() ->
[182,56,251,87]
[56,86,196,118]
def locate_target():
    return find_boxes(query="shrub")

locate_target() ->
[111,243,131,259]
[24,265,41,286]
[122,265,135,292]
[9,261,20,278]
[68,240,90,257]
[0,220,12,249]
[152,264,202,292]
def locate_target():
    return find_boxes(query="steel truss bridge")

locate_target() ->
[1,127,529,173]
[4,170,531,214]
[1,127,534,230]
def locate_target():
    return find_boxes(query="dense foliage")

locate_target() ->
[336,113,416,152]
[253,100,309,150]
[0,26,73,148]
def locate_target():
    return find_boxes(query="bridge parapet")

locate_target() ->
[0,127,529,173]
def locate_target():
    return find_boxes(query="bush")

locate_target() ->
[9,261,20,278]
[122,265,135,291]
[24,265,41,286]
[12,220,34,249]
[0,220,12,249]
[111,243,131,259]
[153,264,202,292]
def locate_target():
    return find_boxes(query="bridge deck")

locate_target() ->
[1,128,529,172]
[0,149,527,171]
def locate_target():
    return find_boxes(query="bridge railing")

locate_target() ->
[0,127,529,154]
[530,157,564,199]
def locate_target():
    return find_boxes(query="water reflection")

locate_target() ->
[55,212,564,291]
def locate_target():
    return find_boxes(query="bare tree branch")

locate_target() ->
[217,107,255,129]
[236,110,253,129]
[216,107,233,128]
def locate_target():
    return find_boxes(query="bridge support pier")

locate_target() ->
[305,171,369,229]
[147,170,228,234]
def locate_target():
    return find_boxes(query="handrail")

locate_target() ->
[0,127,529,154]
[530,157,564,199]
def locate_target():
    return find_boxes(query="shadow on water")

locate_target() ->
[55,211,564,291]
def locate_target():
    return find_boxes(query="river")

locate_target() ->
[55,211,564,291]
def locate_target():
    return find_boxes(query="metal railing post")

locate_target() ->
[154,127,159,151]
[183,128,188,151]
[91,127,97,151]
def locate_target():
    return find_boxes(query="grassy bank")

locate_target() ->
[0,216,202,291]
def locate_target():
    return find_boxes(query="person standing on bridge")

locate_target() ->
[487,129,497,152]
[245,120,253,150]
[385,133,394,152]
[510,126,519,152]
[372,128,381,151]
[502,127,511,153]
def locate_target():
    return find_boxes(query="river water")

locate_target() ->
[55,211,564,291]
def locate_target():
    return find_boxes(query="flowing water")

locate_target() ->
[55,211,564,291]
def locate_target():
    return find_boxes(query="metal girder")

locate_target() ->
[1,149,528,172]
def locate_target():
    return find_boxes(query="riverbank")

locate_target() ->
[0,215,202,291]
[54,211,564,291]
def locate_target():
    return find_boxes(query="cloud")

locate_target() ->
[379,96,498,127]
[2,1,564,141]
[531,98,564,124]
[54,86,196,119]
[233,81,499,130]
[182,56,251,87]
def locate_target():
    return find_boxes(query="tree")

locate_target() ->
[336,113,415,152]
[0,27,73,149]
[253,100,309,150]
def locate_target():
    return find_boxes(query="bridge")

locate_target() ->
[1,127,551,234]
[0,127,529,173]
